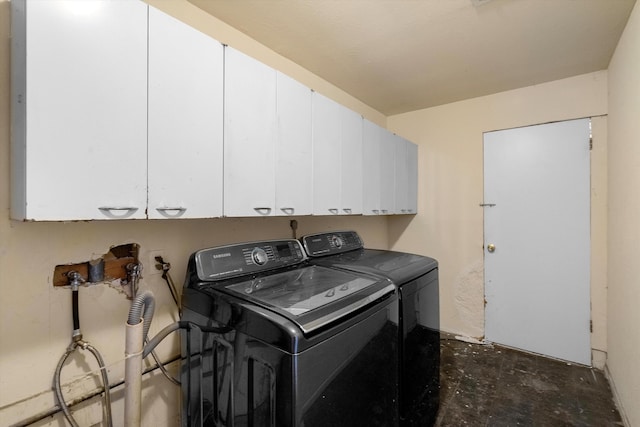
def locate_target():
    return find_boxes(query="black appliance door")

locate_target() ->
[399,269,440,426]
[181,291,400,427]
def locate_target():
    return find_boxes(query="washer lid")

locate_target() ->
[223,265,394,333]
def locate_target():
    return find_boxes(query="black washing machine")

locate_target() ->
[301,231,440,426]
[180,239,400,427]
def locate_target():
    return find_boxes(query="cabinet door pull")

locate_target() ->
[343,208,352,214]
[328,208,339,214]
[372,209,380,214]
[98,206,139,218]
[381,209,388,214]
[280,207,295,215]
[254,207,272,215]
[156,207,186,218]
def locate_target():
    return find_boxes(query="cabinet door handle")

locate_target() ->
[156,207,186,217]
[381,210,388,214]
[372,209,380,214]
[401,209,407,213]
[98,206,139,218]
[254,207,272,215]
[328,208,339,214]
[343,208,352,214]
[280,207,295,215]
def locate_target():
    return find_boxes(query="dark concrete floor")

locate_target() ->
[435,337,624,426]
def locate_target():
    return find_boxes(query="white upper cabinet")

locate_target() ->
[275,72,313,216]
[395,135,418,214]
[379,128,396,214]
[362,120,396,215]
[224,47,277,217]
[312,93,362,215]
[11,1,418,221]
[407,140,418,214]
[362,119,382,215]
[394,135,418,214]
[341,108,363,215]
[11,0,148,220]
[148,7,223,219]
[395,135,409,213]
[312,93,342,215]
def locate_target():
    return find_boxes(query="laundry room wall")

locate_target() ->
[606,1,640,426]
[0,1,389,425]
[386,72,608,362]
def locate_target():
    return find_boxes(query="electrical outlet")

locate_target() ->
[147,250,165,276]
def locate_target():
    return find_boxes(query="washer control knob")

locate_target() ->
[331,235,344,249]
[251,247,268,265]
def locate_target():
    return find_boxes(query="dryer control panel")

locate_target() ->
[301,231,363,257]
[194,239,306,281]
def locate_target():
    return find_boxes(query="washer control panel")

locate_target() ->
[301,231,363,257]
[194,239,305,281]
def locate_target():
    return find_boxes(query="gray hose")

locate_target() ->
[83,343,113,427]
[54,345,80,427]
[127,290,155,340]
[143,321,181,359]
[53,342,113,427]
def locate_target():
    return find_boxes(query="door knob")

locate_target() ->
[487,244,496,253]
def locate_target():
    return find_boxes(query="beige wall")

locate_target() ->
[607,1,640,425]
[387,72,608,354]
[0,1,389,425]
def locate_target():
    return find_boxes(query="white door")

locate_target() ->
[275,72,312,216]
[340,107,363,215]
[406,141,418,214]
[379,129,396,215]
[362,119,383,215]
[224,47,277,217]
[148,7,223,219]
[312,93,342,215]
[17,0,148,220]
[484,118,591,365]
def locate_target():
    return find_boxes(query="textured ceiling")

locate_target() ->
[189,0,636,116]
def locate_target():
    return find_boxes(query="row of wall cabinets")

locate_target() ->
[11,0,417,221]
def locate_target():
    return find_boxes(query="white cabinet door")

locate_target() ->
[224,47,277,217]
[148,7,223,219]
[275,72,312,216]
[12,0,147,220]
[394,136,419,215]
[379,129,396,215]
[406,141,418,214]
[395,135,409,213]
[340,108,363,215]
[312,93,342,215]
[362,120,382,215]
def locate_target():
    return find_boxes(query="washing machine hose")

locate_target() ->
[127,290,155,336]
[54,276,113,427]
